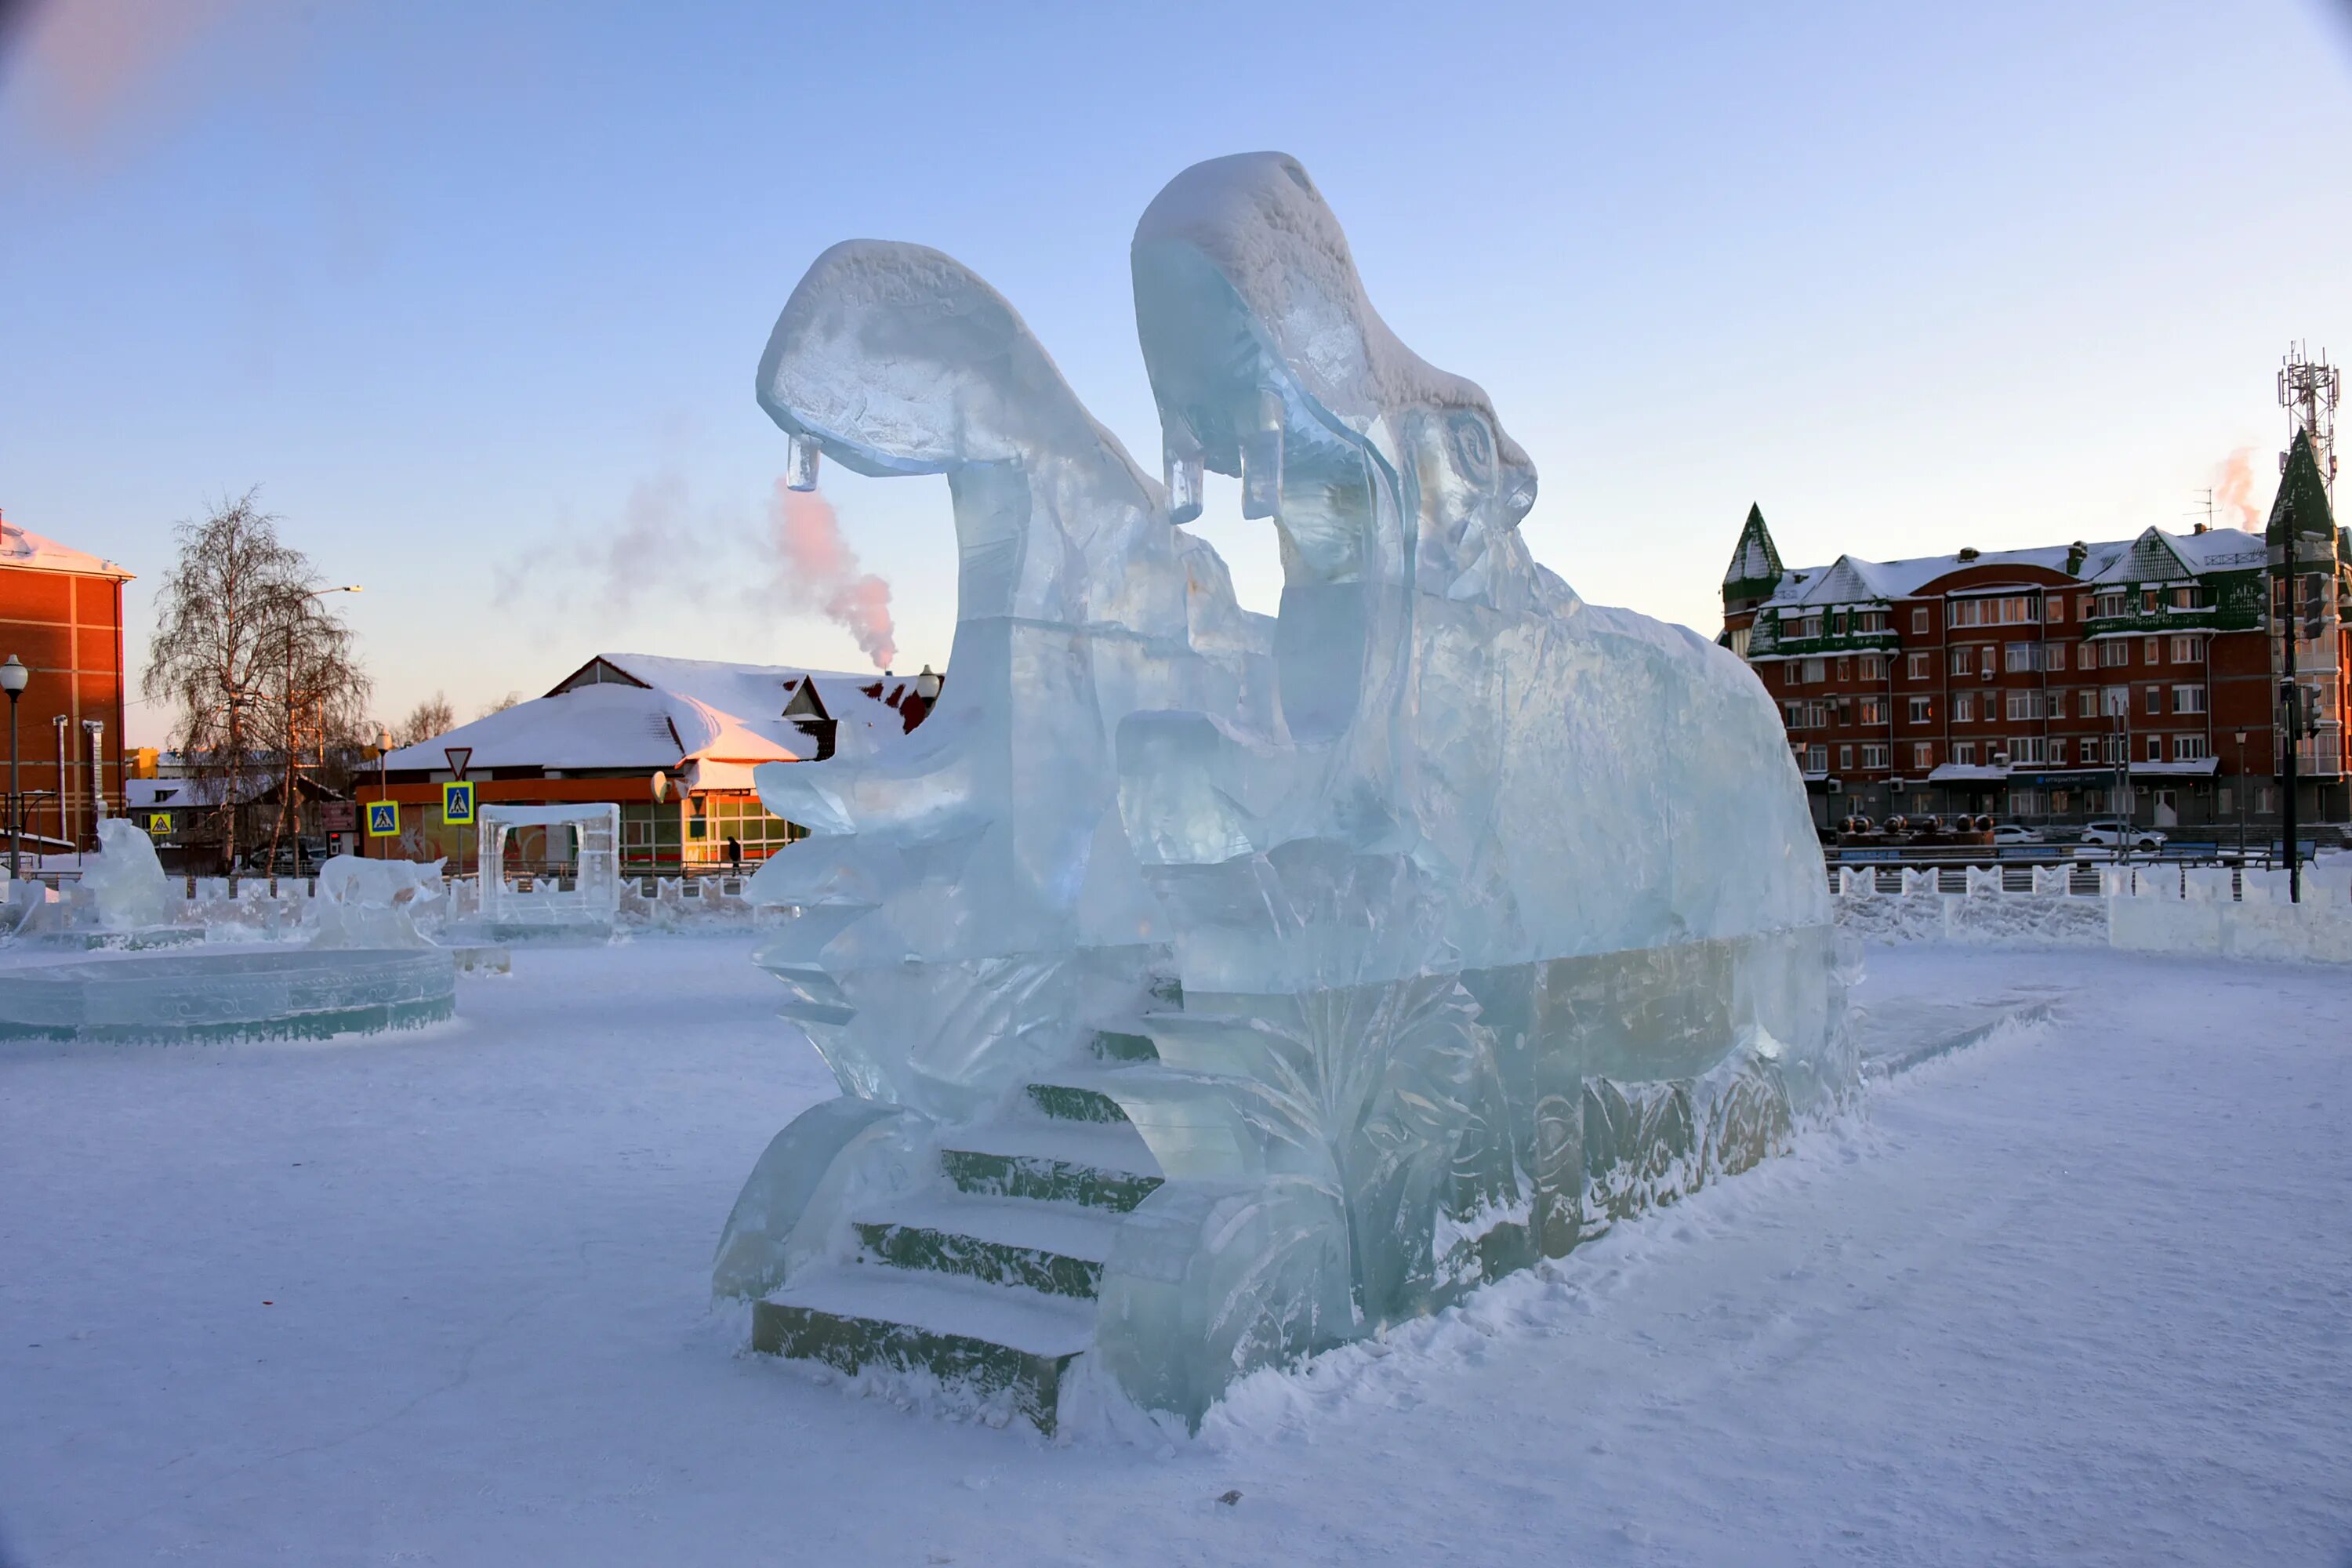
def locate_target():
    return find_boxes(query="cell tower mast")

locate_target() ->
[2278,341,2340,508]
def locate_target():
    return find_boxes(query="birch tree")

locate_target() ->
[143,492,370,871]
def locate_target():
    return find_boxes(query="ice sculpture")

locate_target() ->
[80,818,173,932]
[474,804,620,938]
[308,854,445,949]
[719,153,1849,1432]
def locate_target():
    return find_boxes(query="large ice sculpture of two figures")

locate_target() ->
[717,153,1851,1432]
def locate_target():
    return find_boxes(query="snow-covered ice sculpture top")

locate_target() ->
[723,153,1844,1429]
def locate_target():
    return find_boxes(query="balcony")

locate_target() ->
[2079,603,2220,639]
[1749,626,1902,659]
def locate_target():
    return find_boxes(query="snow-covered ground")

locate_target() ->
[2,938,2347,1566]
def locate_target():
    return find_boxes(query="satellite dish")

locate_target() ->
[651,770,670,804]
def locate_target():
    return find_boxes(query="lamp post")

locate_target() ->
[2234,728,2249,858]
[0,655,28,877]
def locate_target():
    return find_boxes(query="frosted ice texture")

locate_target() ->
[307,855,445,949]
[722,153,1846,1428]
[81,818,172,931]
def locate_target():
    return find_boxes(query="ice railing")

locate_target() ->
[1834,857,2352,960]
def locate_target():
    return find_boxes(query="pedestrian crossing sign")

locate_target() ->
[366,801,400,837]
[441,780,476,826]
[145,811,172,836]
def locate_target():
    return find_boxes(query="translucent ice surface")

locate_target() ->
[0,949,456,1043]
[81,818,172,932]
[720,153,1847,1432]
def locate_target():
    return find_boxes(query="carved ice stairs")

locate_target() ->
[750,1022,1174,1433]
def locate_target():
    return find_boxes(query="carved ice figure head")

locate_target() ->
[1131,153,1537,600]
[755,239,1159,629]
[307,854,445,949]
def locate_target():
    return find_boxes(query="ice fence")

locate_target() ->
[717,152,1852,1432]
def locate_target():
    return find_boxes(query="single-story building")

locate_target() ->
[366,652,938,872]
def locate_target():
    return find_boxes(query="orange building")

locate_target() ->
[0,510,133,851]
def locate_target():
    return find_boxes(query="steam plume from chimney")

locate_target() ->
[2215,447,2262,530]
[767,482,897,670]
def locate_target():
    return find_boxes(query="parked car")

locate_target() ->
[1989,823,2042,846]
[2078,819,2166,853]
[242,838,333,875]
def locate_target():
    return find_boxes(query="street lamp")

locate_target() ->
[0,655,28,877]
[2234,728,2249,859]
[376,724,392,861]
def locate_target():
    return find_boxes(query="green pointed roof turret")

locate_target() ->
[1722,503,1784,608]
[2267,428,2336,546]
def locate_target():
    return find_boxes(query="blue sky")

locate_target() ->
[2,0,2349,744]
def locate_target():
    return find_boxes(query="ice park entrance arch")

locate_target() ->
[477,803,620,932]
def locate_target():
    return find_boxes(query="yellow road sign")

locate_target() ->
[441,780,476,826]
[366,800,400,837]
[145,811,172,836]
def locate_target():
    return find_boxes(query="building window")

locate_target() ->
[2005,691,2045,720]
[1860,655,1885,681]
[1806,746,1828,774]
[2046,597,2064,624]
[2078,594,2095,619]
[1912,742,1933,771]
[1782,701,1802,730]
[1950,595,2038,626]
[2076,642,2095,671]
[1907,652,1930,680]
[2013,789,2045,815]
[1911,608,1929,633]
[1833,657,1850,681]
[1838,745,1855,770]
[1905,697,1929,723]
[2172,684,2206,714]
[2096,591,2127,619]
[2009,737,2046,764]
[2175,735,2210,761]
[1805,701,1830,728]
[2143,686,2161,716]
[2258,786,2276,813]
[1860,696,1889,724]
[1948,648,1972,677]
[2171,586,2200,610]
[1979,647,1996,679]
[2143,636,2161,665]
[2098,641,2130,668]
[1730,626,1751,658]
[1954,693,1975,722]
[2144,735,2162,762]
[1802,614,1824,639]
[1955,742,1977,765]
[2169,635,2201,665]
[1856,611,1889,633]
[2102,686,2129,717]
[1801,657,1826,684]
[1860,743,1889,769]
[2077,690,2098,718]
[2049,739,2068,765]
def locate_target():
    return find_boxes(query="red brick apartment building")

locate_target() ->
[1720,432,2348,835]
[0,510,132,851]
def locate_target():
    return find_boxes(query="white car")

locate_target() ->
[1989,824,2042,846]
[2079,819,2167,853]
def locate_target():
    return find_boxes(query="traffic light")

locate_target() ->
[2303,575,2328,643]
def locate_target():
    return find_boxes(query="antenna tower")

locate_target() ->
[2278,341,2340,507]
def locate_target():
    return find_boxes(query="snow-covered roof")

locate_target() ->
[380,652,927,779]
[1762,527,2265,610]
[0,517,132,580]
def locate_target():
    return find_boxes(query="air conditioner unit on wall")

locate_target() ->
[1827,778,1842,794]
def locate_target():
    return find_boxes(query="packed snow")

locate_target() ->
[2,936,2346,1566]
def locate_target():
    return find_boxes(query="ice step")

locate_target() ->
[753,1265,1094,1432]
[938,1116,1165,1212]
[854,1193,1124,1298]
